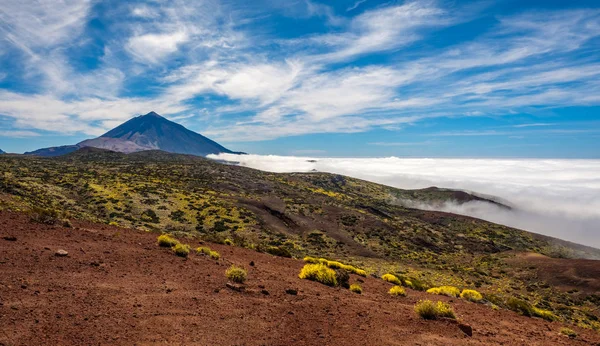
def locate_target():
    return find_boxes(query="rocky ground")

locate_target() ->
[1,211,599,346]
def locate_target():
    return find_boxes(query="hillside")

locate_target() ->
[1,149,600,335]
[24,112,236,157]
[1,211,599,345]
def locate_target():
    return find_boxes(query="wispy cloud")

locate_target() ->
[0,1,599,143]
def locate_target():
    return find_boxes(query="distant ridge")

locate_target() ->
[0,149,4,154]
[25,112,239,157]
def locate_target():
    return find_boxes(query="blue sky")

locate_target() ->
[0,0,599,157]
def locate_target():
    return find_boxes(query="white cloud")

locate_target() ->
[1,1,600,143]
[0,130,40,137]
[209,154,600,248]
[0,0,92,49]
[126,31,189,63]
[131,5,160,19]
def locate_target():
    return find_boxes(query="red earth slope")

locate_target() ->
[1,211,598,345]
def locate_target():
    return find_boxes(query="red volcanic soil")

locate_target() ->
[507,252,600,294]
[1,211,599,346]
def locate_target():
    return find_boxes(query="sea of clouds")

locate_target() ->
[210,154,600,248]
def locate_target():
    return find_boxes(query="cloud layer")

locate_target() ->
[210,153,600,248]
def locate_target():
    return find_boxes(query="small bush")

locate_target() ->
[349,283,362,294]
[224,238,233,245]
[298,263,337,287]
[427,286,460,298]
[302,257,367,277]
[414,300,456,320]
[157,234,179,247]
[506,297,534,317]
[389,286,407,297]
[414,300,438,320]
[303,256,320,264]
[532,307,560,322]
[435,301,456,319]
[172,243,190,257]
[209,250,220,260]
[226,265,247,284]
[460,289,483,302]
[382,273,401,285]
[196,246,211,256]
[30,207,59,225]
[266,246,292,258]
[559,327,577,338]
[402,276,429,291]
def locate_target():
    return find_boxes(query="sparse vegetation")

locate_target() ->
[195,246,220,260]
[157,234,178,247]
[302,257,366,277]
[29,207,60,225]
[382,273,401,285]
[506,297,559,321]
[1,149,599,329]
[349,283,362,294]
[196,246,211,255]
[226,265,247,284]
[389,286,407,297]
[298,263,337,287]
[414,300,456,320]
[559,327,577,338]
[172,243,190,257]
[266,246,292,258]
[427,286,460,298]
[460,289,483,302]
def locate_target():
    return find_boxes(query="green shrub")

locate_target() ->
[226,265,247,283]
[460,289,483,302]
[29,207,59,225]
[402,276,429,291]
[559,327,577,338]
[427,286,460,298]
[266,246,292,258]
[209,250,220,260]
[302,257,367,277]
[389,286,407,297]
[223,238,233,245]
[532,307,560,322]
[303,256,320,264]
[435,301,456,319]
[382,273,401,285]
[298,263,337,287]
[196,246,211,255]
[349,283,362,294]
[157,234,179,247]
[414,300,456,320]
[172,243,190,257]
[414,300,437,320]
[506,297,534,317]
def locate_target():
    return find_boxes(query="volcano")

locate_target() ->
[25,112,237,157]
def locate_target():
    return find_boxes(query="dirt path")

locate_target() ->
[0,211,598,345]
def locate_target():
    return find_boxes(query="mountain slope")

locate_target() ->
[25,111,236,157]
[100,111,234,156]
[2,211,599,345]
[1,149,600,331]
[0,149,4,154]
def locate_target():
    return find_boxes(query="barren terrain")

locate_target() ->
[1,211,598,345]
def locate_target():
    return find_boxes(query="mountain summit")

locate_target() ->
[26,112,236,157]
